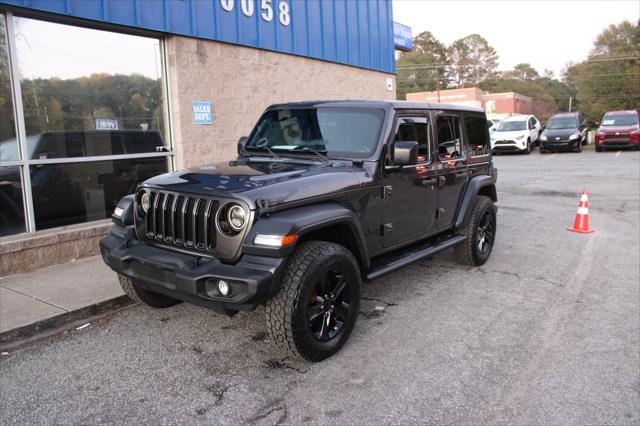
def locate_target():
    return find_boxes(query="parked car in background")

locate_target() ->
[539,112,587,153]
[595,110,640,152]
[487,118,501,133]
[490,115,540,154]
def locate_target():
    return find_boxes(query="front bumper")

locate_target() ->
[100,226,286,315]
[599,139,638,149]
[540,139,580,151]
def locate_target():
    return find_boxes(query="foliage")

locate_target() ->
[502,63,539,80]
[446,34,499,87]
[19,73,164,137]
[564,20,640,122]
[396,31,448,100]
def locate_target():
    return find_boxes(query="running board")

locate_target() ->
[365,234,466,281]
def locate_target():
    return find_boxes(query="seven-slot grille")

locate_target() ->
[144,191,220,252]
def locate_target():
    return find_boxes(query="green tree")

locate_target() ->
[502,63,539,80]
[396,31,448,99]
[564,20,640,121]
[447,34,499,87]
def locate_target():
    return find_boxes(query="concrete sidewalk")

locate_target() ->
[0,256,127,342]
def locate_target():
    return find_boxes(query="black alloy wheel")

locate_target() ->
[455,195,497,266]
[475,210,495,256]
[307,270,353,342]
[265,241,361,362]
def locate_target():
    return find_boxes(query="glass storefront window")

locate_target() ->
[0,166,26,235]
[30,157,168,230]
[0,12,18,162]
[14,17,167,157]
[0,14,171,236]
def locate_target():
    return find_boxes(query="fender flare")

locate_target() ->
[454,176,497,229]
[242,202,369,267]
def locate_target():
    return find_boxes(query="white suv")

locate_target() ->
[490,115,541,154]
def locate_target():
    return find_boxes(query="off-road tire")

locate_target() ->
[455,195,497,266]
[118,273,181,308]
[265,241,361,362]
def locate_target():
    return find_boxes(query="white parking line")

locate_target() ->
[615,151,621,157]
[544,153,557,161]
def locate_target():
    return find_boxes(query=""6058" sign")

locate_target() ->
[220,0,291,26]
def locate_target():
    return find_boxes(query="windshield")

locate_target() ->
[602,114,638,126]
[546,117,578,130]
[496,120,526,131]
[245,107,385,159]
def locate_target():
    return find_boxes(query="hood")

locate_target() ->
[597,125,638,134]
[142,159,373,209]
[491,129,528,140]
[542,128,579,138]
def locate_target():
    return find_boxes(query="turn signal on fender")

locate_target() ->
[567,190,594,234]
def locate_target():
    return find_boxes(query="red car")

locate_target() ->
[595,110,640,152]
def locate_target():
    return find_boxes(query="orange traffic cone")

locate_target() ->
[567,190,594,234]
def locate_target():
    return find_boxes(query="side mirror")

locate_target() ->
[594,121,601,127]
[392,141,418,166]
[237,136,248,155]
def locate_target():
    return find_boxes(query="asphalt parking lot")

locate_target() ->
[1,147,639,425]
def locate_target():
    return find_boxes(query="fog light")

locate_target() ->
[218,280,230,296]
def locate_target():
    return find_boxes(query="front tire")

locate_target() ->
[596,145,603,152]
[455,195,497,266]
[523,139,531,154]
[265,241,361,362]
[118,274,181,308]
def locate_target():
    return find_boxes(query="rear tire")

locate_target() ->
[455,195,497,266]
[118,274,181,308]
[265,241,361,362]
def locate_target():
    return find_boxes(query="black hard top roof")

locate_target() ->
[266,99,485,113]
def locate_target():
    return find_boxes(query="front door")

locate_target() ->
[382,115,438,248]
[433,112,469,229]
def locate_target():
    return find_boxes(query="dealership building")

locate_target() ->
[407,87,533,118]
[0,0,406,274]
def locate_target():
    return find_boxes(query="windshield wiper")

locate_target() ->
[292,146,331,164]
[246,145,281,159]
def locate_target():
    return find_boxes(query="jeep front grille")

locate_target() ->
[144,190,220,252]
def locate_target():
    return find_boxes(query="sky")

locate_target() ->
[14,17,161,80]
[392,0,640,77]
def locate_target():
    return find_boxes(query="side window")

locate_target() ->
[464,115,490,157]
[394,117,429,162]
[436,115,463,160]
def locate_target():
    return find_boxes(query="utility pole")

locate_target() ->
[569,96,572,112]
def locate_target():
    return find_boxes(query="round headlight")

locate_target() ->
[140,192,150,213]
[227,205,246,231]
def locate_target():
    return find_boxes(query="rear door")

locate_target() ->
[433,112,469,230]
[381,113,437,248]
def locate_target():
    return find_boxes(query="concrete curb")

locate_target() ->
[0,295,135,350]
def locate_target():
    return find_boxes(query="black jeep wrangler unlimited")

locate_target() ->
[100,100,498,362]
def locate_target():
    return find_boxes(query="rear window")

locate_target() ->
[465,115,489,156]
